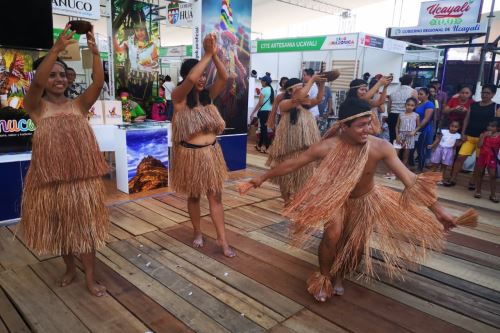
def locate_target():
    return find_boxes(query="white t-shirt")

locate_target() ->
[162,81,175,100]
[308,83,319,117]
[389,85,416,114]
[439,129,461,148]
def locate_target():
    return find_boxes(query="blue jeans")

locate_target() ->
[416,130,433,171]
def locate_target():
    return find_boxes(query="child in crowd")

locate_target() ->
[395,97,420,168]
[474,120,500,203]
[428,120,462,184]
[380,116,390,142]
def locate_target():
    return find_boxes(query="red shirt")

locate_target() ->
[446,97,473,124]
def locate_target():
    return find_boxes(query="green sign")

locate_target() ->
[53,28,81,41]
[257,36,326,53]
[159,45,193,57]
[99,52,108,60]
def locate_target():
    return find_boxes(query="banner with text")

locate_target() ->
[390,0,486,37]
[253,34,358,53]
[52,0,101,20]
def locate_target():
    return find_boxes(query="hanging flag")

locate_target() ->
[220,0,235,32]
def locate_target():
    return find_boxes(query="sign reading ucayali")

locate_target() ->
[387,0,486,39]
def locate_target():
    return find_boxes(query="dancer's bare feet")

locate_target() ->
[86,280,106,297]
[59,268,76,287]
[217,240,236,258]
[313,285,330,302]
[192,233,204,248]
[333,277,344,296]
[307,272,333,302]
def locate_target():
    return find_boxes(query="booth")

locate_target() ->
[250,33,408,115]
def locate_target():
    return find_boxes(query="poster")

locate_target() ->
[201,0,252,134]
[0,48,43,154]
[126,127,168,193]
[87,101,104,125]
[112,0,160,106]
[102,100,123,125]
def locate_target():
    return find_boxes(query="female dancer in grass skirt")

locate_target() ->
[21,24,108,296]
[170,33,235,257]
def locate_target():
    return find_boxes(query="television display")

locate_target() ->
[0,0,53,50]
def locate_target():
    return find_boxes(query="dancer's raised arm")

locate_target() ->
[172,34,218,104]
[24,25,76,114]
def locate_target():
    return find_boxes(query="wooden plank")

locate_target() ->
[108,207,157,236]
[0,267,89,333]
[97,246,231,333]
[117,202,179,229]
[155,194,210,216]
[144,231,303,318]
[368,260,500,329]
[452,227,500,245]
[247,229,499,333]
[108,223,134,241]
[135,197,190,222]
[355,276,500,333]
[8,225,58,262]
[446,232,500,257]
[0,227,39,269]
[281,309,347,333]
[444,241,500,271]
[223,188,262,204]
[0,287,30,333]
[166,222,469,333]
[31,259,149,333]
[223,206,284,232]
[134,235,282,330]
[252,199,285,213]
[109,240,266,333]
[0,319,8,333]
[268,325,296,333]
[164,227,413,333]
[226,184,280,200]
[91,258,193,333]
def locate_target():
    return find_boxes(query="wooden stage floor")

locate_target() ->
[0,161,499,332]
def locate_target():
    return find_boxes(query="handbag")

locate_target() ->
[251,94,271,127]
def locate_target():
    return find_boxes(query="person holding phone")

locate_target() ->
[20,24,109,297]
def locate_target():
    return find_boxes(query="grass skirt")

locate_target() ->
[21,175,108,255]
[266,108,321,197]
[327,184,444,279]
[170,143,228,197]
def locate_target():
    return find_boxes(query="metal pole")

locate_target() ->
[475,0,496,96]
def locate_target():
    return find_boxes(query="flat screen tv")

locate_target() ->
[0,0,53,50]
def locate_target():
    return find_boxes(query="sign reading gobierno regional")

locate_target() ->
[254,34,358,53]
[390,0,486,37]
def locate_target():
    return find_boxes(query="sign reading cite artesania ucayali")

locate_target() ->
[253,34,358,53]
[390,0,486,37]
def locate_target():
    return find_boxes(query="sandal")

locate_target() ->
[468,183,476,191]
[443,181,456,187]
[490,196,499,203]
[474,192,481,199]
